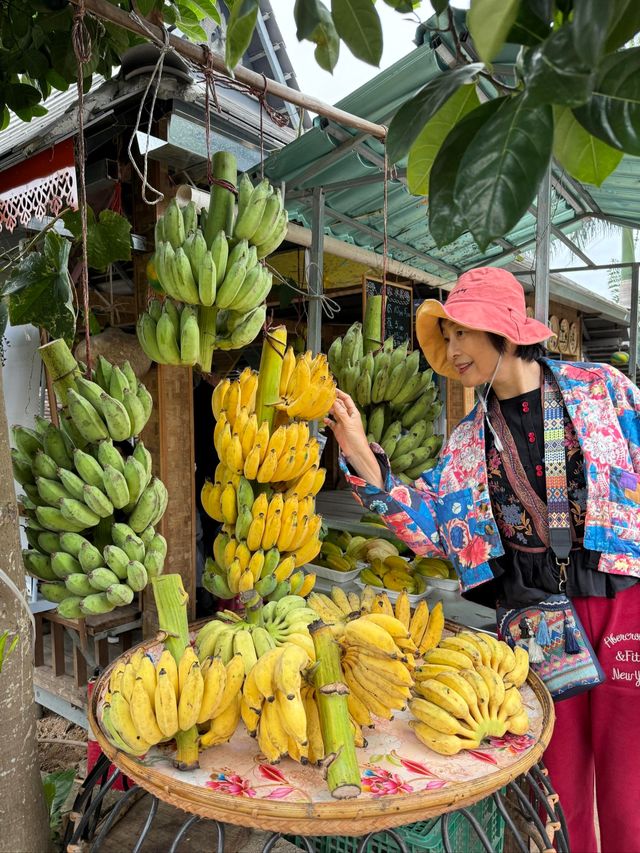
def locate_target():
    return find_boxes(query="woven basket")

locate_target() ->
[89,621,554,836]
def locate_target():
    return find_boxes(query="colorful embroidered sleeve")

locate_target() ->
[338,444,448,559]
[604,364,640,471]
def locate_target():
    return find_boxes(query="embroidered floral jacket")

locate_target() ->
[341,360,640,592]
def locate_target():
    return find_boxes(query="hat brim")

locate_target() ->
[416,299,552,381]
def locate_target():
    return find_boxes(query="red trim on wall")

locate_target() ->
[0,138,75,194]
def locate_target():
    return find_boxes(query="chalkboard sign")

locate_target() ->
[362,277,413,348]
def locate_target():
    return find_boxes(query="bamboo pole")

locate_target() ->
[71,0,387,139]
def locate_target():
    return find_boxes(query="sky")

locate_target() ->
[270,1,627,303]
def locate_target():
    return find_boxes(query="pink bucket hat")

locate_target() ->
[416,267,552,380]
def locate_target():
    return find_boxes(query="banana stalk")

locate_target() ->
[239,589,263,624]
[204,151,237,248]
[363,294,383,355]
[254,325,287,433]
[310,621,361,799]
[39,339,81,406]
[151,574,199,770]
[198,305,218,374]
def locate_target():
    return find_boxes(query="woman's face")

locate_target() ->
[440,320,501,387]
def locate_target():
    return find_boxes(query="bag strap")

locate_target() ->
[542,368,572,575]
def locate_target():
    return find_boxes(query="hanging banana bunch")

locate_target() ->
[137,151,289,372]
[201,330,329,601]
[15,340,169,618]
[328,322,443,482]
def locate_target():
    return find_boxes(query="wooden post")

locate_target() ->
[132,157,197,631]
[446,380,475,438]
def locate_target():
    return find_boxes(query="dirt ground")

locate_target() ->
[37,710,88,777]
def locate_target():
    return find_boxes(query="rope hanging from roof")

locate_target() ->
[72,0,93,376]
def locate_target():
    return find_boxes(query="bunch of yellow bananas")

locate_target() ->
[409,631,530,755]
[201,471,322,600]
[211,367,259,424]
[214,413,321,484]
[99,645,246,756]
[242,641,316,763]
[306,586,445,655]
[339,614,417,723]
[274,348,337,421]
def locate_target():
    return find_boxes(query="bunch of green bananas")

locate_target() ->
[315,539,359,572]
[137,295,267,367]
[156,201,277,315]
[23,517,167,618]
[59,355,152,444]
[327,323,444,481]
[13,414,168,617]
[100,646,246,756]
[193,596,316,675]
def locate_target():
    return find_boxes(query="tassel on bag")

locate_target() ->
[527,634,546,663]
[563,611,581,654]
[536,614,551,647]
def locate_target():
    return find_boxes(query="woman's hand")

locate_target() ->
[325,390,383,488]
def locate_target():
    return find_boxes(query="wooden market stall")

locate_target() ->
[3,0,632,737]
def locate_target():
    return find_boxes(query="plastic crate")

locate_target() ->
[288,793,505,853]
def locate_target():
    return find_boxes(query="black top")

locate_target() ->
[483,383,637,608]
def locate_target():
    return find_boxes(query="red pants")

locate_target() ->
[543,584,640,853]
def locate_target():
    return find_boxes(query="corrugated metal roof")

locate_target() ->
[262,34,640,287]
[0,79,104,159]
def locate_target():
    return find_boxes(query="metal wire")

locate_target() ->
[132,796,160,853]
[91,784,142,851]
[356,827,410,853]
[167,813,202,853]
[491,790,529,853]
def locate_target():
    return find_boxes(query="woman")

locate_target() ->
[326,267,640,853]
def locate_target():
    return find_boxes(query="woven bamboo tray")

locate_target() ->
[89,622,554,837]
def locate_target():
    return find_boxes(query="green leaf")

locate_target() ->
[135,0,158,13]
[387,63,483,164]
[295,0,340,72]
[407,83,479,196]
[194,0,221,25]
[572,0,612,65]
[5,82,41,111]
[0,301,7,341]
[522,25,594,107]
[572,47,640,155]
[225,0,260,70]
[63,206,96,235]
[431,0,449,13]
[605,0,640,52]
[428,98,504,247]
[42,769,75,832]
[523,0,553,23]
[506,2,550,46]
[382,0,420,10]
[467,0,520,63]
[7,232,76,344]
[553,105,623,186]
[331,0,383,66]
[454,94,554,250]
[64,209,131,271]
